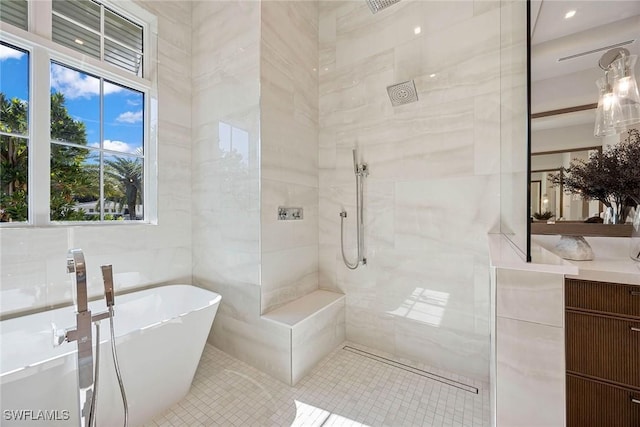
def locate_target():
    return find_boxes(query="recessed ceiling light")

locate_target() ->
[429,73,436,78]
[564,10,576,19]
[414,26,421,35]
[74,38,84,45]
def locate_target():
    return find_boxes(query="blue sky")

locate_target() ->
[1,43,143,155]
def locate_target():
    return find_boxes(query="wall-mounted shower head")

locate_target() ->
[386,80,418,106]
[366,0,401,14]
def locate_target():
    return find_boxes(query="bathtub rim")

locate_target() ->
[0,283,219,322]
[0,283,221,379]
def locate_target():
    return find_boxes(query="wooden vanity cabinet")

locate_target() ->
[565,279,640,426]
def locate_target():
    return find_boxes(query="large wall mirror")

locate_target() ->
[531,146,602,221]
[529,0,640,238]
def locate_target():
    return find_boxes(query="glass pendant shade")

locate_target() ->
[594,75,622,137]
[611,54,640,130]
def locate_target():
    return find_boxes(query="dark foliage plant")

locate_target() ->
[549,129,640,221]
[533,211,554,220]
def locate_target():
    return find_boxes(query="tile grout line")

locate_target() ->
[342,346,479,394]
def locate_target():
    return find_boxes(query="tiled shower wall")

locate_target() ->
[191,0,261,298]
[0,1,193,317]
[190,0,269,369]
[499,0,528,257]
[260,1,320,314]
[317,0,502,381]
[191,1,325,380]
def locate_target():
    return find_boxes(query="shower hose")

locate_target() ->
[340,166,365,270]
[87,309,129,427]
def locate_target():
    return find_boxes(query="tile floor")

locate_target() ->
[145,342,489,427]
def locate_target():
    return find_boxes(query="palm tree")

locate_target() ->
[104,154,142,220]
[0,93,29,221]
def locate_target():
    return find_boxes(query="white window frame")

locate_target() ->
[0,0,158,226]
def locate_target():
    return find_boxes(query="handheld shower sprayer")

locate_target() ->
[340,149,368,270]
[101,265,115,308]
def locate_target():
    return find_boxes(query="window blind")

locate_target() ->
[0,0,28,31]
[51,0,143,76]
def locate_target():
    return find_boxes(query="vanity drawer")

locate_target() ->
[566,279,640,319]
[566,311,640,388]
[567,374,640,427]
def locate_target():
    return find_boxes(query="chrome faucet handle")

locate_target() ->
[52,323,67,347]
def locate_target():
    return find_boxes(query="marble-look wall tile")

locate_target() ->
[499,0,528,252]
[395,315,489,380]
[0,1,193,317]
[346,305,396,355]
[474,92,501,176]
[319,0,501,381]
[192,2,260,80]
[497,269,565,327]
[395,176,500,256]
[318,244,339,291]
[496,316,565,426]
[334,1,421,68]
[291,297,345,384]
[260,0,320,313]
[261,180,319,253]
[207,280,292,384]
[474,0,501,16]
[191,0,262,365]
[262,245,319,314]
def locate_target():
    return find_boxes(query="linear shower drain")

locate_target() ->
[342,345,479,394]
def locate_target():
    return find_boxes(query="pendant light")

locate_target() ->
[594,48,640,137]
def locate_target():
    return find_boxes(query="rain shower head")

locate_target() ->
[386,80,418,106]
[366,0,401,14]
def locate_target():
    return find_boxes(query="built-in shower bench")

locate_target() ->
[262,290,345,385]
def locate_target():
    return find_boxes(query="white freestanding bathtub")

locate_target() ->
[0,284,221,426]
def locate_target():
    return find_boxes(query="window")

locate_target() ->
[0,42,29,222]
[52,0,143,76]
[0,0,156,224]
[50,63,144,221]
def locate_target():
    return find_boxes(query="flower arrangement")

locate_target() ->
[549,129,640,223]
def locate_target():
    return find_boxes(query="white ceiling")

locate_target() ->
[532,0,640,45]
[531,0,640,115]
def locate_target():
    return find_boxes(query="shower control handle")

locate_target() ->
[52,323,67,347]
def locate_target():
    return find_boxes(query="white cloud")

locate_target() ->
[116,110,143,124]
[126,99,141,107]
[51,63,124,99]
[90,140,138,154]
[0,45,25,61]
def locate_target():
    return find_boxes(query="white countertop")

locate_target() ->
[565,258,640,285]
[533,235,640,286]
[488,233,579,275]
[489,234,640,286]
